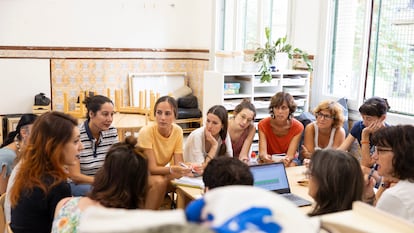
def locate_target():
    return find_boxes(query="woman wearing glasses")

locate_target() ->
[227,99,256,163]
[364,125,414,222]
[301,100,345,159]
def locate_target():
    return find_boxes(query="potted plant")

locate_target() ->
[253,27,313,82]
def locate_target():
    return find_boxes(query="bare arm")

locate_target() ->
[331,127,346,149]
[302,123,315,159]
[361,120,383,167]
[203,131,219,166]
[67,160,94,184]
[238,125,256,162]
[284,132,302,167]
[258,129,272,162]
[337,134,356,151]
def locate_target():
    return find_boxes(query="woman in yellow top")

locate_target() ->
[138,96,191,210]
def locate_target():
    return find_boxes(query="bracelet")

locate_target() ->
[169,166,173,174]
[361,141,370,145]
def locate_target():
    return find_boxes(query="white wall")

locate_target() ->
[0,59,50,114]
[0,0,211,49]
[290,0,321,55]
[0,0,212,114]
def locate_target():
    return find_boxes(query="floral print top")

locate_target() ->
[51,197,82,233]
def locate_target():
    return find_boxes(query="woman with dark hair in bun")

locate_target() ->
[68,95,118,196]
[52,136,148,233]
[0,113,37,194]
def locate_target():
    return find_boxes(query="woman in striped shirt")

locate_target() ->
[68,95,118,196]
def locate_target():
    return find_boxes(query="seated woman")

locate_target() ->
[301,100,345,159]
[338,97,390,167]
[364,125,414,222]
[52,136,148,232]
[68,95,118,196]
[228,99,256,163]
[258,92,303,166]
[0,114,37,194]
[307,149,364,216]
[138,96,191,210]
[184,105,233,171]
[10,112,83,233]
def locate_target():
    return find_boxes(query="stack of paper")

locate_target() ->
[173,176,204,189]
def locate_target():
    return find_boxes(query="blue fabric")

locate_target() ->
[185,198,283,233]
[214,207,282,233]
[337,97,349,135]
[0,147,16,177]
[185,198,205,223]
[69,183,91,196]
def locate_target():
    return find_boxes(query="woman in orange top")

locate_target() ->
[258,92,303,166]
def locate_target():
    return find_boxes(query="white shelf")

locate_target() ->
[203,70,310,119]
[223,94,251,99]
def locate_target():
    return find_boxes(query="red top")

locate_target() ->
[258,117,303,155]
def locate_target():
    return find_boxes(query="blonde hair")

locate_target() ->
[313,100,344,128]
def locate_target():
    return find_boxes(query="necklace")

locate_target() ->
[14,136,21,153]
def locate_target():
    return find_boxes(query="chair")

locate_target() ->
[117,127,142,141]
[0,193,7,233]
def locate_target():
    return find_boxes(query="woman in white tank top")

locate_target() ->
[302,100,346,159]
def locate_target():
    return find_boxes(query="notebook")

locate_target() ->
[249,162,312,207]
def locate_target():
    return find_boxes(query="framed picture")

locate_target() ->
[128,72,186,108]
[7,117,21,133]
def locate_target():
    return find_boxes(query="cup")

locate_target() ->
[271,153,286,162]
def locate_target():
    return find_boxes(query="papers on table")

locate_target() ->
[173,176,205,189]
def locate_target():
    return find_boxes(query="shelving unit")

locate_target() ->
[203,70,310,153]
[203,70,310,118]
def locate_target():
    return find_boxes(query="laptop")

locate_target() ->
[249,162,312,207]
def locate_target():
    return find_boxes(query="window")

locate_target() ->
[217,0,288,51]
[324,0,414,116]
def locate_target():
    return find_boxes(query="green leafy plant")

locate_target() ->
[253,27,313,82]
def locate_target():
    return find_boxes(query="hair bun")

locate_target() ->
[124,136,138,147]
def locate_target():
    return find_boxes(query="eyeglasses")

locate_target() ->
[315,112,335,120]
[374,146,393,155]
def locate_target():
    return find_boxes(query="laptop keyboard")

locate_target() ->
[282,194,312,207]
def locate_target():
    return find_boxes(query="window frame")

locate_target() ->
[315,0,414,124]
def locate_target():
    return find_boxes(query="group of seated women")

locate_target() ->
[1,91,413,233]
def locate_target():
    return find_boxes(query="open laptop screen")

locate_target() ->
[249,162,290,194]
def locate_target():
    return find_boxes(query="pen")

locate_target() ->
[179,162,195,173]
[368,164,378,181]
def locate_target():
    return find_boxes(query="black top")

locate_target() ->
[10,180,71,233]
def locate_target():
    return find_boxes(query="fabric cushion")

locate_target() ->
[177,108,202,119]
[172,85,193,99]
[177,95,198,109]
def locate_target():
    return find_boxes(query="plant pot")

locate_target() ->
[275,52,289,71]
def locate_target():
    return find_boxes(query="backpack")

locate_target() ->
[34,93,50,106]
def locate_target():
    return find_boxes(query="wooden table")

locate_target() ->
[77,113,150,141]
[175,165,314,212]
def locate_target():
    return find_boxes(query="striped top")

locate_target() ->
[78,120,118,176]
